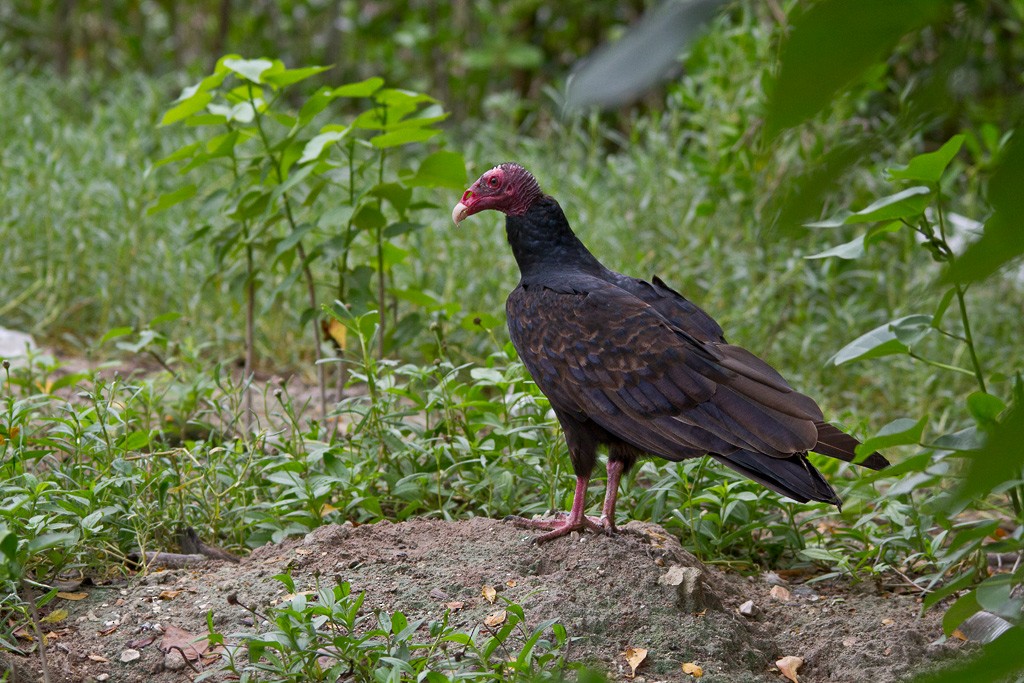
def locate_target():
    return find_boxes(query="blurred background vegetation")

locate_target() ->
[1,1,1023,678]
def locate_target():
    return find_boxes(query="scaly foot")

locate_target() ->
[505,513,612,543]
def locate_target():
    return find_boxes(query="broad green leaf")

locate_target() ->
[263,65,331,88]
[975,576,1013,615]
[947,133,1024,284]
[160,92,212,126]
[352,204,386,231]
[383,222,424,239]
[830,315,926,365]
[0,529,18,561]
[966,392,1005,425]
[409,151,467,190]
[100,326,134,344]
[154,142,201,168]
[765,0,948,135]
[333,77,385,98]
[951,403,1024,507]
[805,211,853,229]
[299,129,350,164]
[942,590,981,636]
[27,531,79,554]
[890,314,934,347]
[931,287,957,327]
[855,416,927,458]
[845,186,931,223]
[888,135,966,183]
[931,427,983,452]
[297,88,334,126]
[805,234,866,260]
[912,627,1024,683]
[147,184,197,215]
[371,183,412,213]
[223,58,273,84]
[369,127,440,149]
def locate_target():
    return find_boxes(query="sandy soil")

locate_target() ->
[2,518,965,683]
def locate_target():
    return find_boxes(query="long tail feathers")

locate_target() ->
[813,421,889,470]
[713,450,842,507]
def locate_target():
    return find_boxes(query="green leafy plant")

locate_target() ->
[206,573,574,682]
[154,56,465,427]
[804,133,1024,644]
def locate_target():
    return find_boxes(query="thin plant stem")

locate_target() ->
[249,84,328,426]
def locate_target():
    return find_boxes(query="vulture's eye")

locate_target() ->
[488,176,500,188]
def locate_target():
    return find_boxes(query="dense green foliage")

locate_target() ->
[1,1,1024,680]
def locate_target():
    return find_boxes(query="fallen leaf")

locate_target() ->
[320,503,338,517]
[881,617,894,626]
[158,590,181,600]
[324,318,347,350]
[127,635,156,649]
[87,654,110,663]
[481,584,496,604]
[40,609,68,624]
[159,624,209,661]
[682,661,703,677]
[294,547,313,556]
[623,646,648,678]
[776,655,803,683]
[506,579,518,588]
[769,585,791,602]
[445,601,465,611]
[951,629,968,641]
[57,591,88,601]
[98,625,118,636]
[484,610,507,627]
[119,649,140,663]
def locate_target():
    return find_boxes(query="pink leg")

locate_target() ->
[506,476,605,543]
[600,459,625,533]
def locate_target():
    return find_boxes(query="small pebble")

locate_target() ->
[738,600,756,617]
[119,649,141,663]
[164,650,187,671]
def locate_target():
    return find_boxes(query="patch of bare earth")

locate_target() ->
[2,519,965,682]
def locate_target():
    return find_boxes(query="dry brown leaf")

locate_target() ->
[484,610,507,627]
[481,585,497,604]
[57,591,88,601]
[324,318,347,350]
[682,661,703,677]
[320,503,338,517]
[445,601,465,611]
[158,590,181,600]
[40,609,68,624]
[769,585,792,602]
[951,629,968,641]
[775,655,803,683]
[159,624,209,661]
[273,590,317,605]
[623,646,648,678]
[98,625,118,636]
[87,654,109,663]
[127,635,156,649]
[881,617,894,626]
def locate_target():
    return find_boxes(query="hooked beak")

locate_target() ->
[452,201,470,226]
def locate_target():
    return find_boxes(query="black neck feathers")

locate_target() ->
[505,197,605,280]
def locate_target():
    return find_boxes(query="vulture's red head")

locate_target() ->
[452,163,543,225]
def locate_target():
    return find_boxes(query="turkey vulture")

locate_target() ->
[452,162,888,543]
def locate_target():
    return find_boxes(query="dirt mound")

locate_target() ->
[2,518,963,682]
